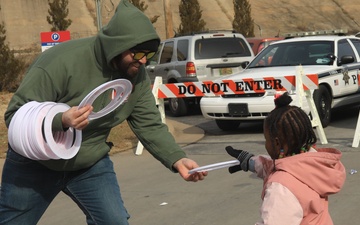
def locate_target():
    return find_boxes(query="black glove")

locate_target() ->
[225,146,254,173]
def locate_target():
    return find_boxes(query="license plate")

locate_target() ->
[219,68,232,75]
[228,103,249,116]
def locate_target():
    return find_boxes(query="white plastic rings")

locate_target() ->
[78,79,132,120]
[8,79,132,160]
[8,101,80,160]
[43,103,82,159]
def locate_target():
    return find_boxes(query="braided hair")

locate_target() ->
[264,92,317,158]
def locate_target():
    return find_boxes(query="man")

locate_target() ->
[0,1,207,224]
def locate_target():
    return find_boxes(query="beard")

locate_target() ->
[113,55,140,79]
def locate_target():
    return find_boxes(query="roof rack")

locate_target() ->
[283,29,348,38]
[174,30,237,37]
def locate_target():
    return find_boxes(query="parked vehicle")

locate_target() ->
[146,30,254,116]
[246,37,284,55]
[200,31,360,131]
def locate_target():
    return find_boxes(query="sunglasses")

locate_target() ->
[131,51,156,61]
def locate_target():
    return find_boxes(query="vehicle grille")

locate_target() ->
[221,93,265,98]
[206,112,270,118]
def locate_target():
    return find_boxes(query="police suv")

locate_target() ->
[200,30,360,130]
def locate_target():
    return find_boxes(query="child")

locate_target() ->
[226,92,346,225]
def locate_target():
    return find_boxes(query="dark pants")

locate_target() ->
[0,148,130,225]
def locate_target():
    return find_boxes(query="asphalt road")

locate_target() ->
[35,105,360,225]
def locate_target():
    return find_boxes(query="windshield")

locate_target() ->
[195,37,252,59]
[248,40,335,68]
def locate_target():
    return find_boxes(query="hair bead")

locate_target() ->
[279,149,285,158]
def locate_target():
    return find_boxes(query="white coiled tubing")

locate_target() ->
[8,79,132,160]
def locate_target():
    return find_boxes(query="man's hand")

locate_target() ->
[62,105,93,130]
[173,158,208,182]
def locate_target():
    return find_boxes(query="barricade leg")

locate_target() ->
[134,77,165,155]
[352,108,360,148]
[295,66,327,144]
[305,90,328,144]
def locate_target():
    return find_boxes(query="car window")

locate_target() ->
[177,39,188,61]
[159,41,174,64]
[338,39,356,59]
[349,38,360,59]
[249,47,278,66]
[308,43,332,57]
[249,41,334,68]
[194,37,251,59]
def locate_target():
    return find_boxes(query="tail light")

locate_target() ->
[186,62,196,77]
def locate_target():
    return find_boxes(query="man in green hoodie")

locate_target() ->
[0,1,207,224]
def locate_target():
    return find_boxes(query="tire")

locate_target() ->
[215,120,241,131]
[313,85,332,128]
[168,98,188,117]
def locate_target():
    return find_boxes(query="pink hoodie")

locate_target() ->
[252,148,346,225]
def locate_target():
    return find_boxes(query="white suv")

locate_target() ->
[146,31,254,116]
[200,33,360,130]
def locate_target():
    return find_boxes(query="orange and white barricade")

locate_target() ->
[135,65,327,155]
[294,66,327,144]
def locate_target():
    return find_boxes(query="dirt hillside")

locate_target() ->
[1,0,360,49]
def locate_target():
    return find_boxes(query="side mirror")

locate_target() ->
[241,61,249,69]
[337,55,354,66]
[145,64,155,73]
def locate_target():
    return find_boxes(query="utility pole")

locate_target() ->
[95,0,102,31]
[163,0,174,38]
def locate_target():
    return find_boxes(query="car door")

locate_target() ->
[146,41,175,84]
[173,39,189,81]
[349,38,360,61]
[336,38,359,96]
[146,42,164,83]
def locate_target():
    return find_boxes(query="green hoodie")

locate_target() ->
[5,0,186,171]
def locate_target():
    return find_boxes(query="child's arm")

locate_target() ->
[249,155,274,179]
[256,182,303,225]
[225,146,274,179]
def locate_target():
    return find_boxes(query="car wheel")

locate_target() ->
[215,120,241,131]
[168,98,188,117]
[313,85,332,128]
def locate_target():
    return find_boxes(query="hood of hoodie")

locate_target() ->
[94,0,160,71]
[274,148,346,197]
